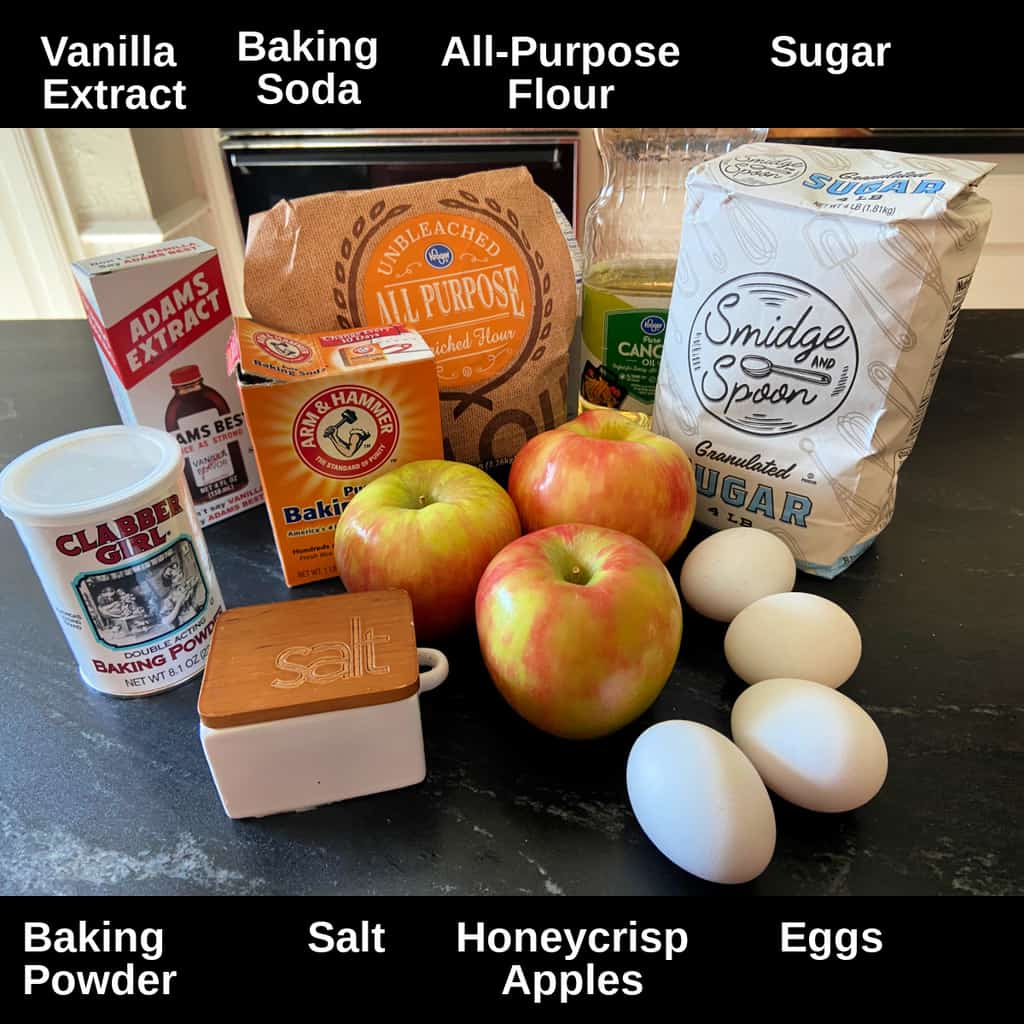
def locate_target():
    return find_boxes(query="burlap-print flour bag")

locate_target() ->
[653,143,994,577]
[244,167,578,469]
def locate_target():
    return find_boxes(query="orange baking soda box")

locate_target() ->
[229,319,443,586]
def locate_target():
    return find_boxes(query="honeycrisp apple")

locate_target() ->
[335,460,521,640]
[508,409,696,561]
[475,523,682,739]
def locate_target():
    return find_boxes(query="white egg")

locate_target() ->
[626,720,776,884]
[724,592,861,687]
[731,678,888,812]
[679,528,796,622]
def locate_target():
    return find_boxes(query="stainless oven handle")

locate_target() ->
[228,147,565,169]
[221,133,577,151]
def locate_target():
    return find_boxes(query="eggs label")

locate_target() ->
[782,923,884,961]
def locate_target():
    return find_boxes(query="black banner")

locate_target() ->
[0,898,1013,1007]
[3,20,1018,124]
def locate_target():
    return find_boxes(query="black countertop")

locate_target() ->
[1,314,1021,896]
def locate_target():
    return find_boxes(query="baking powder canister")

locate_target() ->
[0,425,225,696]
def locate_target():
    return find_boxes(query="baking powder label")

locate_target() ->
[74,537,210,649]
[40,486,224,695]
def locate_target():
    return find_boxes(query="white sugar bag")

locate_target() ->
[653,143,994,577]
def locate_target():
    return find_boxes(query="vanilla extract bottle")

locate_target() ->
[165,365,248,505]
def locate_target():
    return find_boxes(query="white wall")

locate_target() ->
[0,129,1019,320]
[575,136,1019,310]
[0,127,244,320]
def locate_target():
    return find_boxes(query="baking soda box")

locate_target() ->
[229,319,444,586]
[71,238,263,527]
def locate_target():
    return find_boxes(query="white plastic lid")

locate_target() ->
[0,425,184,526]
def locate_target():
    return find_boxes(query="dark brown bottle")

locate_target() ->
[165,365,248,504]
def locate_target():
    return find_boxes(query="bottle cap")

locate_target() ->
[170,365,203,387]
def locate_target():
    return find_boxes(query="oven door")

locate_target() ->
[221,132,579,235]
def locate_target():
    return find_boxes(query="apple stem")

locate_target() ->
[418,495,427,507]
[571,565,581,579]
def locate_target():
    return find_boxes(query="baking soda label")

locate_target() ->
[254,330,313,364]
[292,384,399,479]
[233,319,444,586]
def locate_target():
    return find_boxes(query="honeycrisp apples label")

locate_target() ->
[652,142,994,578]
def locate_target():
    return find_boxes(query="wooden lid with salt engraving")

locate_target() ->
[198,590,419,728]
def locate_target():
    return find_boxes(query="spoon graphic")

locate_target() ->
[740,355,832,386]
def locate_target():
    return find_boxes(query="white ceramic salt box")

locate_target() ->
[198,589,447,819]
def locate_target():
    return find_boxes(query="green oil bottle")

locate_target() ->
[581,258,675,427]
[579,128,766,427]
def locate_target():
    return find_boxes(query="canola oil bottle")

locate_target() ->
[580,128,767,427]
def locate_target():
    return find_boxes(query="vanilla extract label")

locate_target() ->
[71,238,263,530]
[41,34,187,110]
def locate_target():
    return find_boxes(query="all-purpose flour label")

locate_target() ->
[36,486,224,695]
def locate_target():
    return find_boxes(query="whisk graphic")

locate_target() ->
[767,526,807,564]
[836,411,896,477]
[655,357,699,436]
[799,436,883,533]
[878,222,951,307]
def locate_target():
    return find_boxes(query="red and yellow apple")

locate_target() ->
[475,523,682,739]
[335,460,521,640]
[508,409,696,561]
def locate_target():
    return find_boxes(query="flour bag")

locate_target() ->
[244,167,580,470]
[652,143,994,577]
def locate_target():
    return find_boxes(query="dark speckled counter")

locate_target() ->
[1,314,1021,896]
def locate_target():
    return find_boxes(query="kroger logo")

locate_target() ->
[640,315,666,336]
[425,244,454,270]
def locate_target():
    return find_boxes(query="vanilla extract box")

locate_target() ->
[71,238,263,527]
[229,319,444,586]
